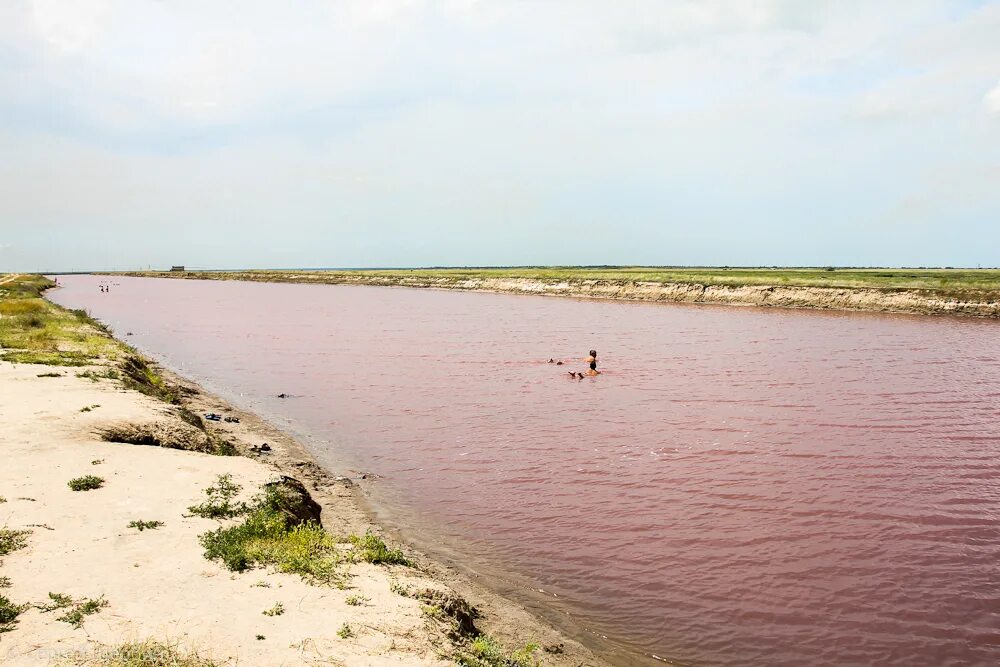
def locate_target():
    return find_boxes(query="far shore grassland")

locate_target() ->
[0,272,603,667]
[109,267,1000,317]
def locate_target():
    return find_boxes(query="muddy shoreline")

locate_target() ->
[111,271,1000,318]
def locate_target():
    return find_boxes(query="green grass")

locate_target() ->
[0,528,31,557]
[56,596,108,628]
[80,404,100,412]
[348,531,411,566]
[0,594,28,633]
[261,602,284,616]
[454,635,540,667]
[128,520,164,532]
[0,276,120,366]
[344,594,367,606]
[68,475,105,491]
[56,639,221,666]
[37,371,63,377]
[336,623,353,639]
[197,482,345,586]
[37,591,74,612]
[187,474,245,519]
[0,576,10,588]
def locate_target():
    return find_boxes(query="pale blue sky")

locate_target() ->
[1,0,999,271]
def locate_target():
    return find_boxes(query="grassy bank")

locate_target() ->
[113,266,1000,295]
[109,267,1000,317]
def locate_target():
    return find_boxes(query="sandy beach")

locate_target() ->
[0,275,610,667]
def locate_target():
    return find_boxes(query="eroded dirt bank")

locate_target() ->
[115,272,1000,318]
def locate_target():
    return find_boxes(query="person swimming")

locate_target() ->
[584,349,599,376]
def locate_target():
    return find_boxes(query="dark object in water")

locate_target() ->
[204,413,222,421]
[548,358,555,363]
[556,361,563,365]
[126,332,134,336]
[259,443,272,452]
[277,393,288,398]
[568,371,578,378]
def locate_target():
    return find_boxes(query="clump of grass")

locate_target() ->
[0,496,5,503]
[252,580,271,588]
[454,635,540,667]
[187,474,245,519]
[77,368,120,382]
[80,404,101,413]
[57,596,108,628]
[1,350,94,366]
[255,634,265,641]
[68,475,105,491]
[344,594,368,606]
[0,528,31,557]
[128,520,164,532]
[349,531,411,566]
[0,594,28,633]
[199,507,343,585]
[37,371,62,377]
[209,438,239,457]
[336,623,353,639]
[198,483,344,586]
[37,591,74,612]
[59,639,221,666]
[92,459,104,465]
[390,581,412,597]
[262,602,284,617]
[0,576,11,588]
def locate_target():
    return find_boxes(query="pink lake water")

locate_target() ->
[50,275,1000,666]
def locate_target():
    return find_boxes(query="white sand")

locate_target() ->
[0,362,450,666]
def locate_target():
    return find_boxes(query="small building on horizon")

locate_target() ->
[169,265,185,272]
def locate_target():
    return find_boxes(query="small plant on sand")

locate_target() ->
[92,459,104,465]
[80,404,101,412]
[344,594,368,606]
[0,496,6,503]
[128,520,164,532]
[188,474,245,519]
[349,531,411,566]
[256,634,265,640]
[0,528,31,557]
[454,635,540,667]
[68,475,105,491]
[36,372,62,377]
[336,623,354,639]
[60,639,221,666]
[262,602,284,617]
[390,581,412,597]
[0,594,28,633]
[56,596,108,628]
[37,591,74,612]
[252,580,271,588]
[0,576,11,588]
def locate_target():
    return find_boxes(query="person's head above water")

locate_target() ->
[589,349,597,358]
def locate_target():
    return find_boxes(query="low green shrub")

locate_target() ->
[68,476,105,491]
[349,531,411,566]
[128,520,164,532]
[188,474,244,519]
